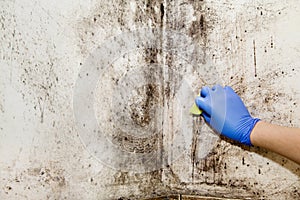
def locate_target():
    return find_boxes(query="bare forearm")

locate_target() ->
[250,121,300,165]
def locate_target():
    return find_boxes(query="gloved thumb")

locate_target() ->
[195,96,211,115]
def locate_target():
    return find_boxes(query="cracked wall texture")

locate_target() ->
[1,0,300,199]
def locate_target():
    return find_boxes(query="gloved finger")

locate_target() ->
[224,85,235,93]
[195,96,211,115]
[212,84,222,91]
[200,86,210,97]
[201,111,211,124]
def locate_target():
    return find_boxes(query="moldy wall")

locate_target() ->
[0,0,300,199]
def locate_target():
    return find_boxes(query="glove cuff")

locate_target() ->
[241,118,261,146]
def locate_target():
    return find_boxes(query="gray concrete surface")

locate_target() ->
[1,0,300,199]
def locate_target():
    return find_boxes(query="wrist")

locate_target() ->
[249,120,265,146]
[241,118,260,146]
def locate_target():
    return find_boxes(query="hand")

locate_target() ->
[195,85,260,146]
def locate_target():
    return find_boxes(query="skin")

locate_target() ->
[250,121,300,165]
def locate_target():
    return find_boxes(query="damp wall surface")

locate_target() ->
[0,0,300,199]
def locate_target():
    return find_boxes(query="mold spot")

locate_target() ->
[160,3,165,23]
[130,84,159,127]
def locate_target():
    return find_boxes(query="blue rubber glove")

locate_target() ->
[195,85,260,146]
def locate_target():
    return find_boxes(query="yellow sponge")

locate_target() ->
[189,94,202,115]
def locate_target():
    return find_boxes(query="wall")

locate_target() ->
[0,0,300,199]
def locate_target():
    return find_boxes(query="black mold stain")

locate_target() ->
[163,164,182,185]
[160,3,165,25]
[270,37,274,48]
[191,116,201,180]
[227,64,297,125]
[253,40,257,77]
[144,48,160,66]
[195,144,225,174]
[130,83,160,127]
[76,1,215,166]
[134,0,165,26]
[164,53,184,99]
[75,1,300,199]
[163,0,217,70]
[113,170,165,198]
[112,129,159,153]
[4,165,68,196]
[188,12,208,53]
[199,14,206,37]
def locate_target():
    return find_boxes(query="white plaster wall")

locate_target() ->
[0,0,300,199]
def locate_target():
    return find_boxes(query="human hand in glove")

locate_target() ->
[195,85,260,146]
[195,85,300,165]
